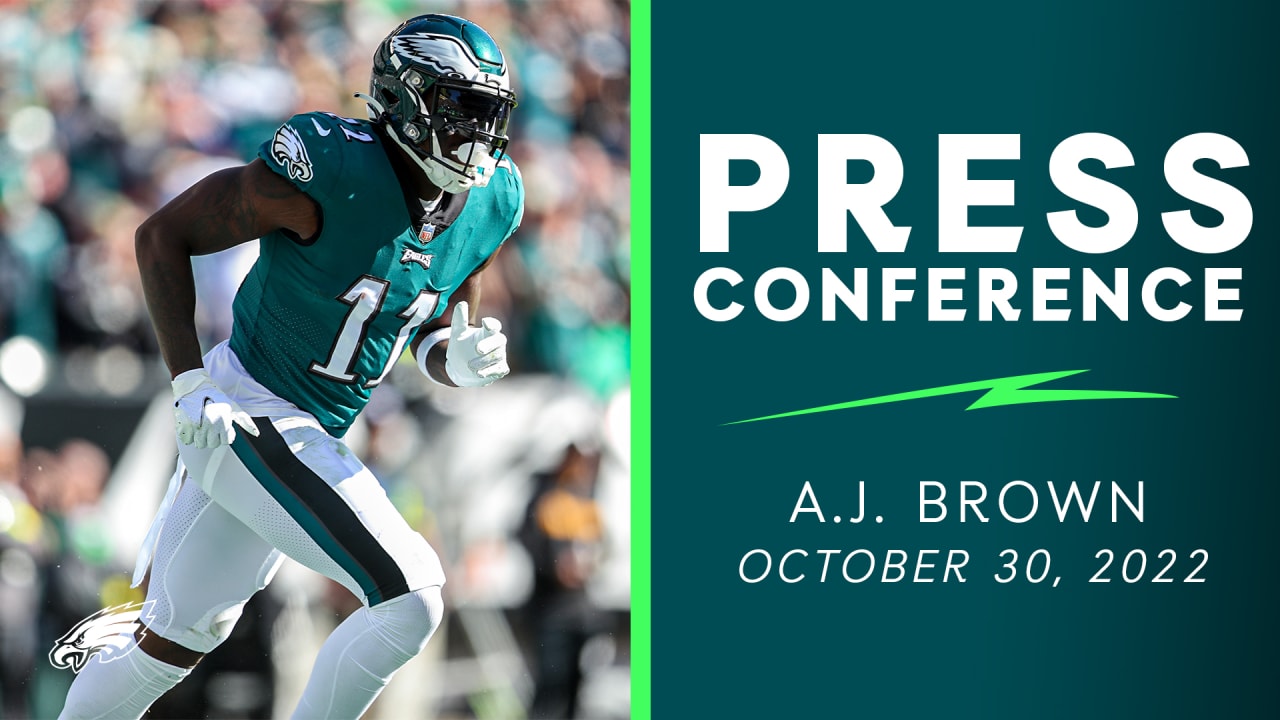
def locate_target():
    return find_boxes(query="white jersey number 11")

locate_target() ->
[309,275,439,387]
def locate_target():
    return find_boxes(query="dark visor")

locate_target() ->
[434,86,511,126]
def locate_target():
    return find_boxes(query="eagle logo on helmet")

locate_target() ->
[49,601,157,673]
[271,124,314,182]
[391,33,500,82]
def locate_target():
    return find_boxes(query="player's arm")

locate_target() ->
[411,248,509,388]
[135,158,320,378]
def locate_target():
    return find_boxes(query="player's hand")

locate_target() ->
[171,368,259,449]
[446,301,510,387]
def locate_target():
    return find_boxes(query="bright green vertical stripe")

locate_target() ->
[630,0,652,717]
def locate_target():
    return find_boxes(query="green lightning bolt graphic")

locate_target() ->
[724,369,1175,426]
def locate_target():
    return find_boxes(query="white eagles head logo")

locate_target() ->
[271,124,314,182]
[48,601,156,673]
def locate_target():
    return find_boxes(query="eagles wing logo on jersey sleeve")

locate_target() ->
[271,124,314,182]
[49,600,157,673]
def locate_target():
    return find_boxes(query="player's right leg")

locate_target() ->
[70,338,449,719]
[58,469,283,719]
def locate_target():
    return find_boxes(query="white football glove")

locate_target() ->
[445,301,510,387]
[171,368,259,449]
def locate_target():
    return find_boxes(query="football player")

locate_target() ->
[59,14,523,719]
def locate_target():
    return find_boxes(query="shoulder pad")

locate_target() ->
[492,156,524,239]
[257,112,362,202]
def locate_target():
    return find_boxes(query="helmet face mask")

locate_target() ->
[365,14,517,193]
[404,76,512,156]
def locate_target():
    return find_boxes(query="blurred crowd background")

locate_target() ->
[0,0,631,717]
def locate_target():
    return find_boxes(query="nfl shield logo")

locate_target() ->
[418,223,436,243]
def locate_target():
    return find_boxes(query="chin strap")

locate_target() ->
[354,92,386,120]
[383,125,473,194]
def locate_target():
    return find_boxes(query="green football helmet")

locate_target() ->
[361,14,517,193]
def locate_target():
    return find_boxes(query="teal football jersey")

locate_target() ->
[230,112,524,436]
